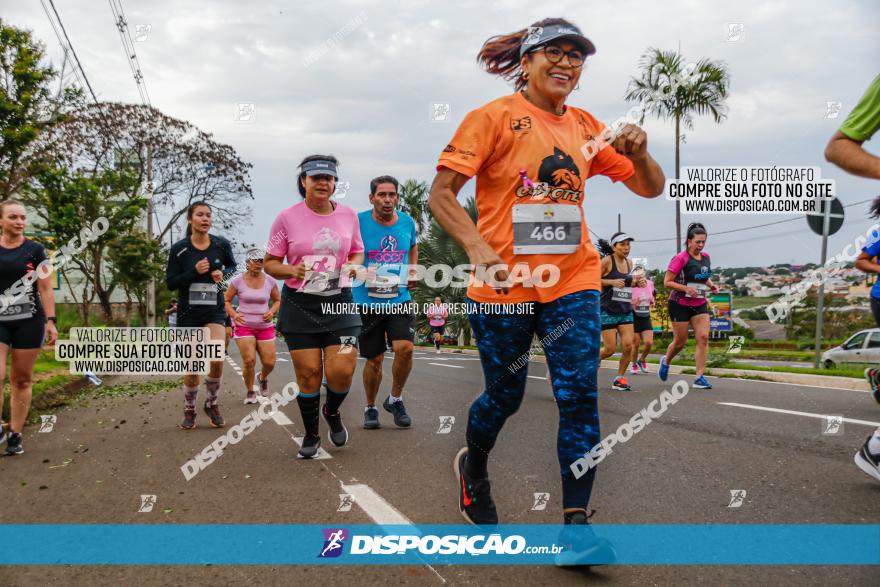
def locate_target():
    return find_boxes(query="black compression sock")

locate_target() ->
[296,391,320,436]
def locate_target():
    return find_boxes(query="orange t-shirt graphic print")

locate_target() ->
[437,91,635,303]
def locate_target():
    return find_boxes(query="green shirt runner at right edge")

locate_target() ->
[839,74,880,141]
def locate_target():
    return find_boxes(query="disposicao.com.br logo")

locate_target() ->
[319,528,560,557]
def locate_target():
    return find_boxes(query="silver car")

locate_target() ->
[821,328,880,369]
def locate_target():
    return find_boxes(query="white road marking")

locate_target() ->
[527,375,548,380]
[291,436,333,459]
[256,396,294,426]
[718,402,880,427]
[428,362,463,368]
[341,483,411,524]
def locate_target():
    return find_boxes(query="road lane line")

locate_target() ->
[428,363,463,368]
[256,395,294,426]
[718,402,880,427]
[527,375,547,380]
[342,483,411,524]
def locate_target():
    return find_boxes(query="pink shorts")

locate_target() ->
[233,324,275,341]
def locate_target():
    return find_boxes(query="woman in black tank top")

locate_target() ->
[597,232,646,391]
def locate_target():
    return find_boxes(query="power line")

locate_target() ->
[45,0,100,104]
[108,0,151,105]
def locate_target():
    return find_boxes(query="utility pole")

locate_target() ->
[813,199,831,369]
[617,213,622,233]
[145,145,156,326]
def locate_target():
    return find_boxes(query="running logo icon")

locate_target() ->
[531,492,550,511]
[727,489,746,508]
[138,495,157,513]
[430,103,450,122]
[380,235,399,251]
[339,336,357,354]
[319,528,348,558]
[523,26,543,46]
[333,180,351,199]
[824,101,842,119]
[337,494,354,512]
[822,415,844,436]
[39,414,57,433]
[726,336,745,354]
[437,416,455,434]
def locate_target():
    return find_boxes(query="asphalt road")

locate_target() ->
[2,343,879,586]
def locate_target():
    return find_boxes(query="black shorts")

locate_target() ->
[430,325,445,335]
[359,309,415,359]
[633,314,653,333]
[0,315,46,350]
[872,296,880,329]
[284,326,361,352]
[177,311,227,328]
[668,300,709,322]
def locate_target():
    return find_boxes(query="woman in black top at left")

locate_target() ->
[0,199,58,455]
[166,201,237,430]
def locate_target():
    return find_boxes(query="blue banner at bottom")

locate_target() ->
[3,525,879,565]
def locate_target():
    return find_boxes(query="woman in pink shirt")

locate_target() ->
[426,296,448,353]
[264,155,364,459]
[658,222,718,389]
[629,268,655,375]
[224,249,280,404]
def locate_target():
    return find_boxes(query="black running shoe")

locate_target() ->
[554,510,617,567]
[363,407,380,429]
[383,396,412,428]
[5,432,23,456]
[179,408,196,430]
[298,434,321,459]
[322,404,348,447]
[453,447,498,525]
[203,401,225,428]
[854,435,880,482]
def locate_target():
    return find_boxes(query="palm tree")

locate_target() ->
[398,178,430,237]
[412,196,478,345]
[625,48,730,250]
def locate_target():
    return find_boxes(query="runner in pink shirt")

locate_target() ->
[629,269,655,375]
[264,154,365,459]
[426,296,449,353]
[224,249,280,404]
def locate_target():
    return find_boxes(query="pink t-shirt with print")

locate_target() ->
[266,201,364,290]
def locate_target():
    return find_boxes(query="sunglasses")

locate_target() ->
[532,45,585,68]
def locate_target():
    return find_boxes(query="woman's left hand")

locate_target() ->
[44,321,58,346]
[613,124,648,161]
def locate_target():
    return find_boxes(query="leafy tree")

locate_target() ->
[625,48,730,249]
[398,178,429,238]
[412,196,478,345]
[0,19,81,199]
[24,165,146,322]
[107,231,164,325]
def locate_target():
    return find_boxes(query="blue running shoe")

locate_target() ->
[658,357,669,381]
[694,375,712,389]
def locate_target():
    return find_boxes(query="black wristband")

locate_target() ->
[624,275,633,287]
[46,316,57,323]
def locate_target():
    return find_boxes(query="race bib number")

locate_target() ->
[611,287,632,303]
[0,299,34,322]
[367,269,400,299]
[189,283,217,306]
[686,282,710,298]
[633,302,651,316]
[512,204,581,254]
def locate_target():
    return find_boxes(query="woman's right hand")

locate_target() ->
[232,312,246,326]
[611,279,626,288]
[685,286,699,297]
[467,240,509,293]
[195,257,210,274]
[289,262,307,280]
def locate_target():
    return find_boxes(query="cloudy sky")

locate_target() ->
[6,0,880,268]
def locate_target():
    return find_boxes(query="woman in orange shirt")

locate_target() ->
[429,18,664,557]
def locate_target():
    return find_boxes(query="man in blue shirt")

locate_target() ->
[354,175,419,429]
[826,73,880,482]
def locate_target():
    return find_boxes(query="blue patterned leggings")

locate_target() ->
[466,291,601,510]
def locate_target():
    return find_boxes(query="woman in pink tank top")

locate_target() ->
[224,249,281,404]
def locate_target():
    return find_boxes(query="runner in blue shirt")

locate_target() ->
[353,175,419,429]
